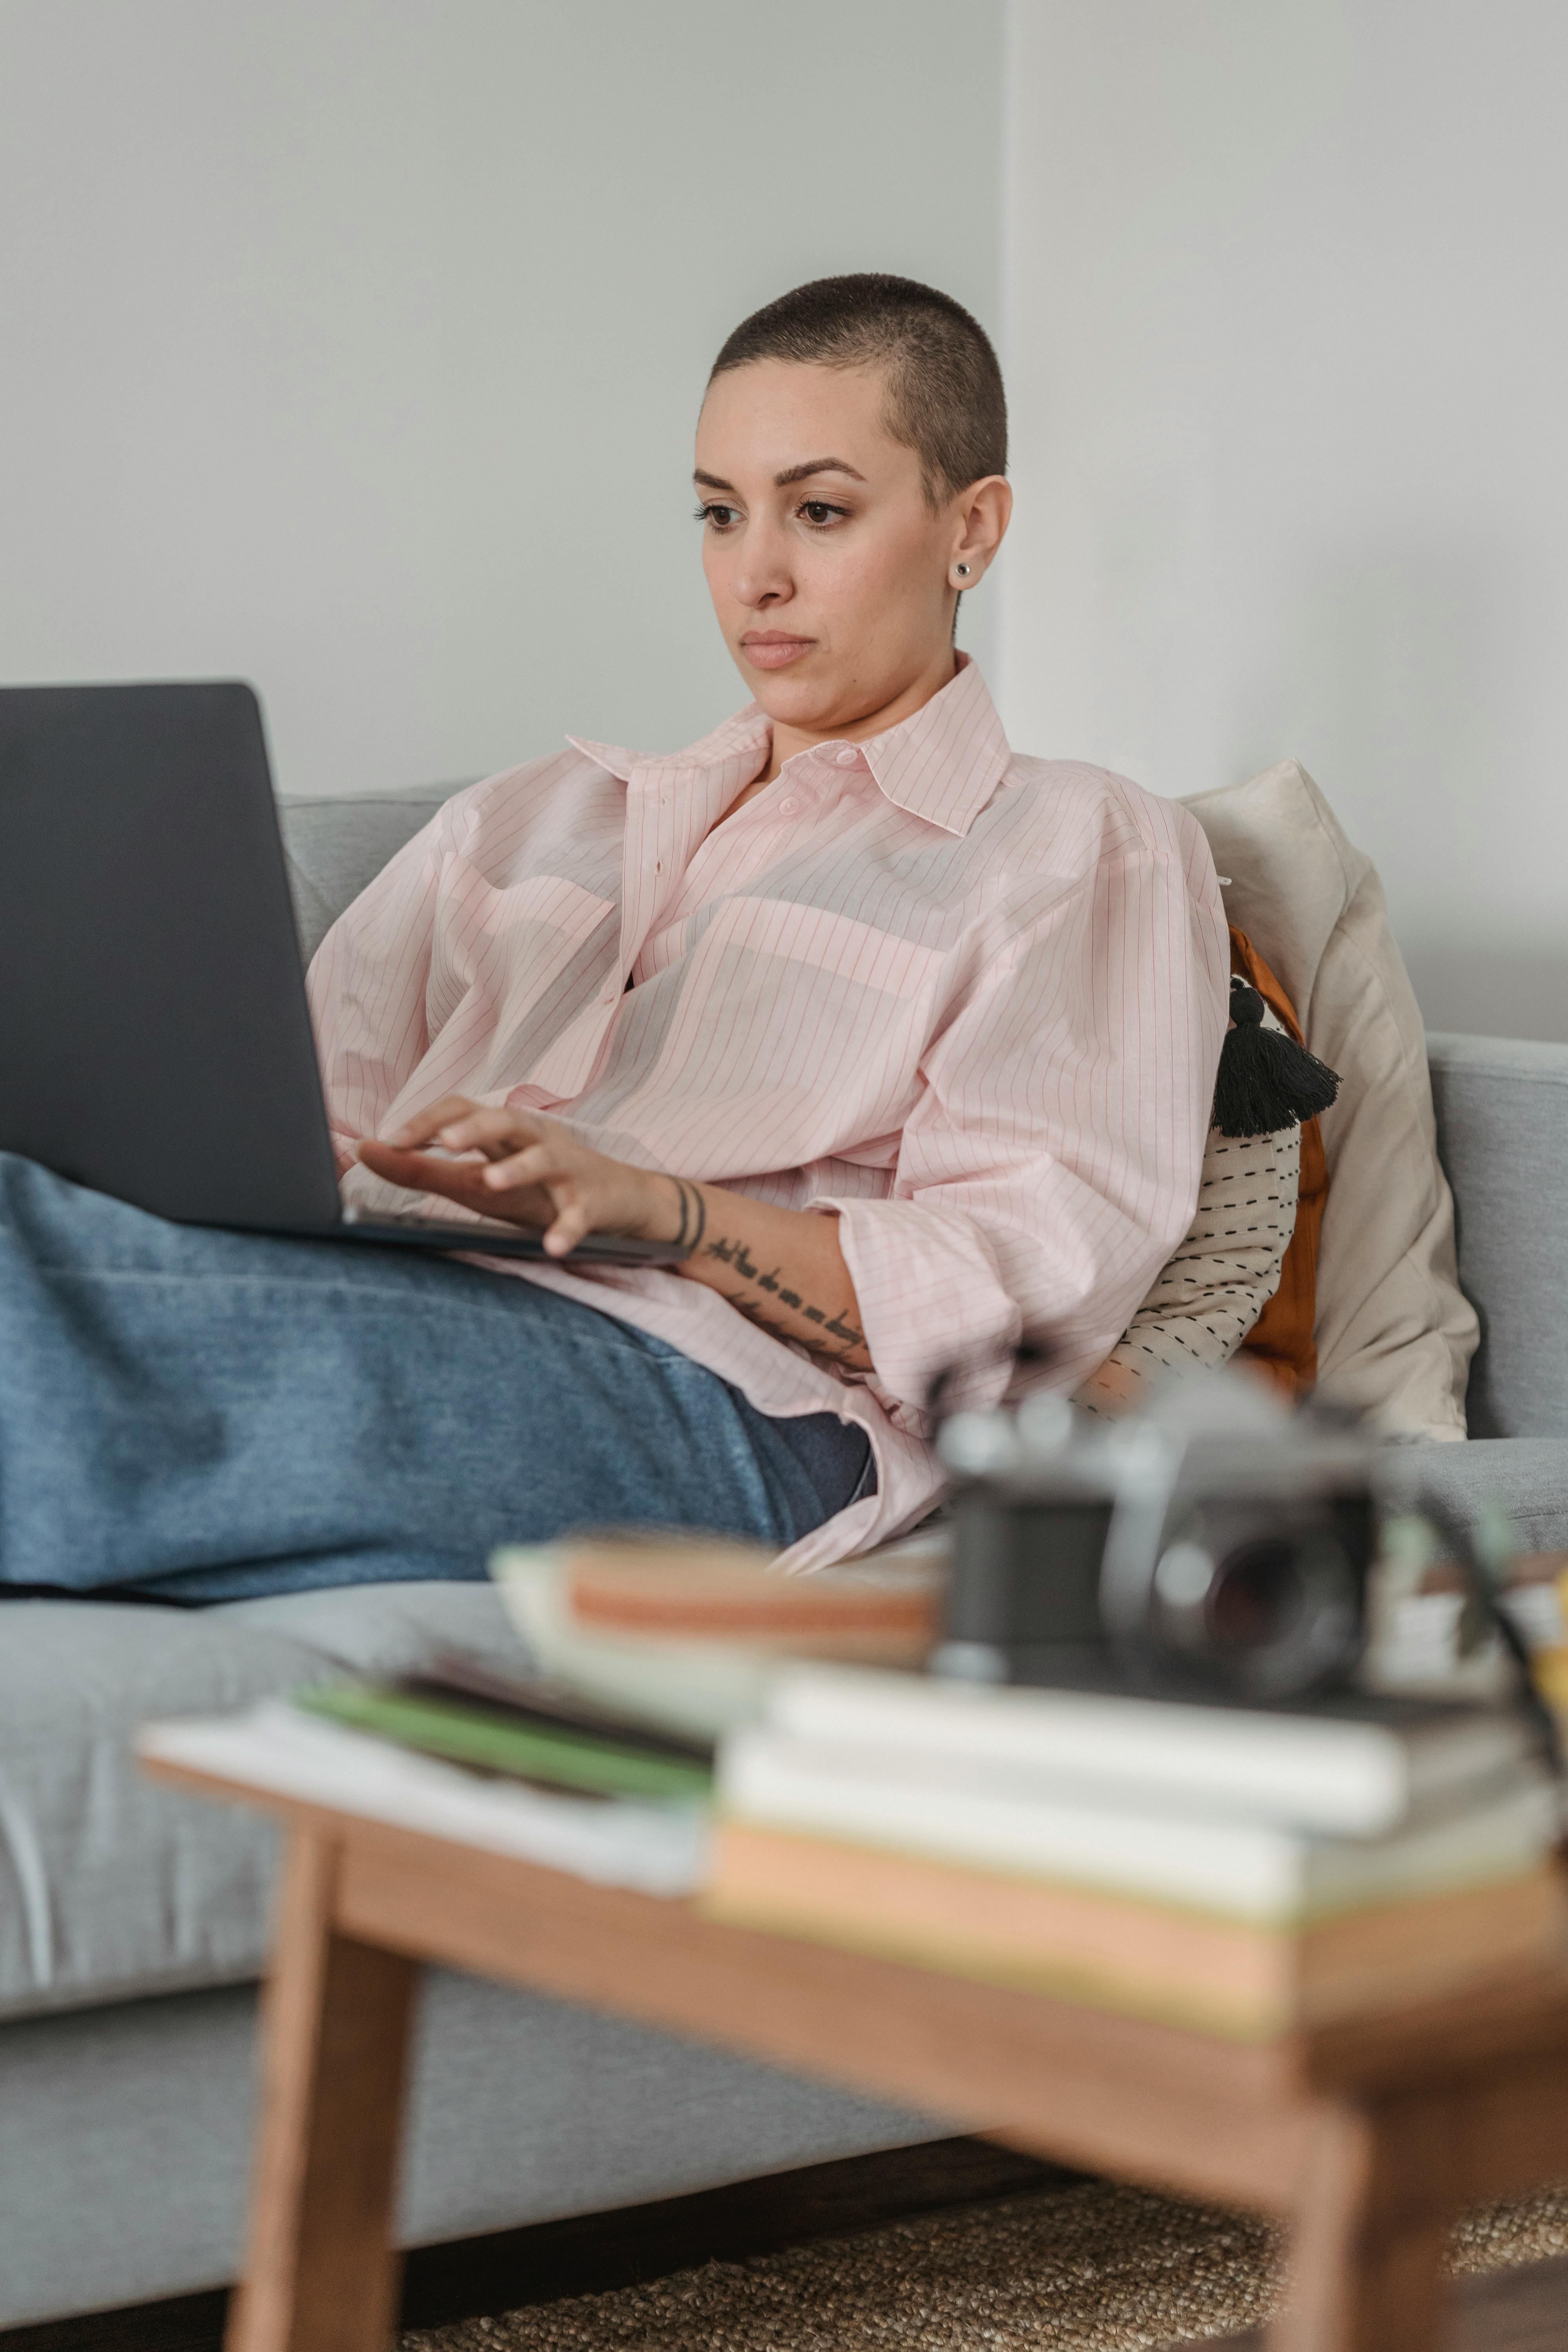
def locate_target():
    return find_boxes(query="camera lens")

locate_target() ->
[1205,1541,1303,1652]
[1147,1509,1364,1698]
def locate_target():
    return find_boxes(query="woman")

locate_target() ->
[0,275,1227,1599]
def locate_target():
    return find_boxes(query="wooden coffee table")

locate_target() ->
[141,1731,1568,2352]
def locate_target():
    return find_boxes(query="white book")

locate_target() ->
[719,1727,1556,1924]
[136,1702,707,1897]
[764,1666,1535,1838]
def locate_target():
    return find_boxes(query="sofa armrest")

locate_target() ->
[1426,1032,1568,1439]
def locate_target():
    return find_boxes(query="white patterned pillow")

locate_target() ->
[1075,1012,1301,1416]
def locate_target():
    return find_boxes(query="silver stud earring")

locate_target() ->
[954,563,971,579]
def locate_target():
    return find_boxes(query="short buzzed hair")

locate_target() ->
[709,273,1007,508]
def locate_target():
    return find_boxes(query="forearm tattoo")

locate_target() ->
[700,1231,869,1365]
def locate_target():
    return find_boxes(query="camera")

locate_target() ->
[932,1370,1381,1704]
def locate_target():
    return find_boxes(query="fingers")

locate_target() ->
[438,1107,548,1159]
[543,1196,595,1257]
[386,1098,550,1155]
[386,1095,483,1148]
[479,1142,558,1190]
[357,1138,420,1178]
[358,1139,482,1202]
[357,1139,552,1230]
[381,1134,582,1254]
[361,1116,657,1252]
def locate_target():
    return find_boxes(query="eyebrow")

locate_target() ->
[693,457,867,494]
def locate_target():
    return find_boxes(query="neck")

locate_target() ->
[756,648,959,785]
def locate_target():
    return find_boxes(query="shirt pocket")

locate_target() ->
[702,896,947,995]
[650,895,950,1128]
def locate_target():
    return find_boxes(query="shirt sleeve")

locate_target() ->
[813,810,1229,1430]
[306,811,447,1173]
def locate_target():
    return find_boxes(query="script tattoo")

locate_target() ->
[700,1234,869,1365]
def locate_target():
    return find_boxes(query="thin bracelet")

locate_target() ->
[662,1176,708,1258]
[665,1174,693,1250]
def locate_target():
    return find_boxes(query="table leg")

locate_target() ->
[1269,2097,1456,2352]
[226,1822,418,2352]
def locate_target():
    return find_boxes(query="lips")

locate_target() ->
[741,632,814,671]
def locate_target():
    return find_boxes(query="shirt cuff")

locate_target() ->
[813,1196,1024,1424]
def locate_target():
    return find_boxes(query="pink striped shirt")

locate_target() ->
[310,659,1228,1571]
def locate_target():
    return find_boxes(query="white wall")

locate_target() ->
[1000,1,1568,1040]
[0,0,1002,797]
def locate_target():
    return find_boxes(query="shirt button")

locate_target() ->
[780,796,798,814]
[835,746,858,767]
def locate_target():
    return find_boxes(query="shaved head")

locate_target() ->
[709,274,1007,509]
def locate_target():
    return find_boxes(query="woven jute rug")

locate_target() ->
[401,2175,1568,2352]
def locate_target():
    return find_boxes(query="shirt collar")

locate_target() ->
[566,702,767,817]
[852,655,1013,837]
[568,656,1012,840]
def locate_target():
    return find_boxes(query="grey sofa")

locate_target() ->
[0,790,1564,2334]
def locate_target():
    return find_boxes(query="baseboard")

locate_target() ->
[0,2134,1076,2350]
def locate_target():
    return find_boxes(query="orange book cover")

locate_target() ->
[561,1536,942,1663]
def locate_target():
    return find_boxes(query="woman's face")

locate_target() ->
[694,359,1007,739]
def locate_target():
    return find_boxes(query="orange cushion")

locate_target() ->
[1230,926,1326,1400]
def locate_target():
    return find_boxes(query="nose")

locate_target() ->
[727,514,794,612]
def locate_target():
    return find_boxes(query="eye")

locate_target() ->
[695,502,740,530]
[799,500,849,529]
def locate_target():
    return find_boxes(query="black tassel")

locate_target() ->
[1212,978,1341,1138]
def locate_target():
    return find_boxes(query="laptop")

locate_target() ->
[0,680,684,1267]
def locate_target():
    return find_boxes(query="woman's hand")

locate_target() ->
[357,1097,679,1258]
[358,1097,874,1371]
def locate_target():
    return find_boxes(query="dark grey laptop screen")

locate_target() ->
[0,681,343,1229]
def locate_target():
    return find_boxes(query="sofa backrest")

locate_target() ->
[279,788,458,964]
[281,793,1566,1446]
[1426,1034,1568,1440]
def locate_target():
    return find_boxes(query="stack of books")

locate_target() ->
[704,1664,1567,2039]
[191,1534,944,1902]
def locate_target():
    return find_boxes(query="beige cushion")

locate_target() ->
[1181,761,1477,1439]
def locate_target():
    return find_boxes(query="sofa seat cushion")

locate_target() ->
[1386,1438,1568,1557]
[0,1582,530,2020]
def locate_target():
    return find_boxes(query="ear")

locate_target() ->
[947,475,1012,590]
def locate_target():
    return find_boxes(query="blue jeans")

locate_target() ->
[0,1154,872,1603]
